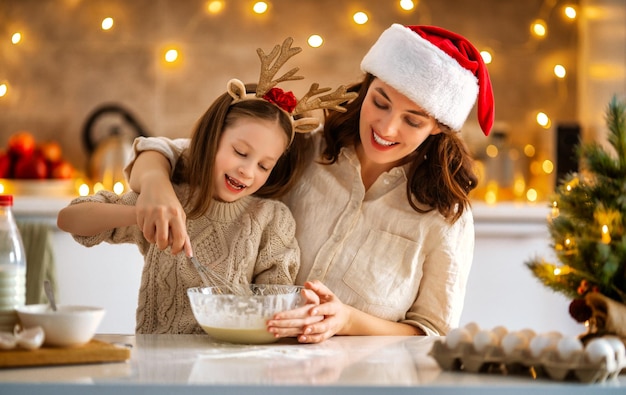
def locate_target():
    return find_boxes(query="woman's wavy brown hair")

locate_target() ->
[321,73,478,224]
[173,83,307,219]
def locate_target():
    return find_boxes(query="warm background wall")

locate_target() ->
[578,0,626,144]
[1,0,583,195]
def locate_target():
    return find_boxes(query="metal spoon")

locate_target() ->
[43,280,57,312]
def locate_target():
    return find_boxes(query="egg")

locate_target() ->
[473,329,499,352]
[556,336,583,360]
[464,322,481,336]
[529,333,559,358]
[15,326,45,350]
[544,330,563,340]
[0,326,45,350]
[491,325,508,341]
[501,331,530,356]
[446,327,473,349]
[585,338,617,373]
[602,336,626,367]
[0,332,17,350]
[519,328,537,341]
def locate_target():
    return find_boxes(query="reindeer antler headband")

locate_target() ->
[227,37,358,142]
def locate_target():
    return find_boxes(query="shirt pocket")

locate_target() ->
[342,229,422,307]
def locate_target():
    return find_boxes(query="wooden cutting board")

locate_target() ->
[0,339,131,368]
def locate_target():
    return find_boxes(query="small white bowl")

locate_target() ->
[16,304,105,347]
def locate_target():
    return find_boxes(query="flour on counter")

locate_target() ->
[197,344,337,360]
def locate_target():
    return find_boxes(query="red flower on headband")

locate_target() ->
[263,87,297,113]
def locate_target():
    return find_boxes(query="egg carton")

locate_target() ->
[429,339,625,383]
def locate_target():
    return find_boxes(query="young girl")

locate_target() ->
[123,24,495,342]
[57,38,355,334]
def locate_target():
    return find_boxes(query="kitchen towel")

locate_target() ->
[17,221,57,305]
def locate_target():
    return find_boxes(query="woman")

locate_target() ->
[125,24,495,343]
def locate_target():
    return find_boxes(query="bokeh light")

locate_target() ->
[480,50,493,64]
[400,0,415,11]
[564,6,577,19]
[531,19,547,38]
[253,2,268,14]
[353,12,368,25]
[101,17,114,30]
[536,112,551,128]
[542,160,554,174]
[165,49,179,63]
[113,182,125,195]
[485,144,499,158]
[554,64,566,78]
[524,144,536,157]
[207,1,224,14]
[308,35,323,48]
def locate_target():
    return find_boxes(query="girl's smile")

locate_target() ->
[224,174,247,192]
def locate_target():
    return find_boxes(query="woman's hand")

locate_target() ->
[268,280,350,344]
[268,280,423,342]
[266,286,322,339]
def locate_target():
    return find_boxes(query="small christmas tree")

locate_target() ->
[526,96,626,336]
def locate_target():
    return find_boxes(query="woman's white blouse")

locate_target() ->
[127,133,475,335]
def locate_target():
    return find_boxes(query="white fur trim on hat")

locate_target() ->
[360,24,479,131]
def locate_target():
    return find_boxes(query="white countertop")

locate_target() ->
[0,334,623,394]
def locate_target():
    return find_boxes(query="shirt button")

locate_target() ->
[383,178,390,185]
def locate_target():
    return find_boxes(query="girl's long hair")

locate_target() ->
[322,73,478,223]
[173,84,307,219]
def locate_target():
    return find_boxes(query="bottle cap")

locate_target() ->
[0,195,14,206]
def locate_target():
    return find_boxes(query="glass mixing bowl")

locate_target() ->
[187,284,304,344]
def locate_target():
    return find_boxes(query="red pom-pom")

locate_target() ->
[568,298,592,323]
[263,88,297,113]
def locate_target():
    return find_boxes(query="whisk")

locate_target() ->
[189,255,251,296]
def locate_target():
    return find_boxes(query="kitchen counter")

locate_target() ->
[0,334,624,394]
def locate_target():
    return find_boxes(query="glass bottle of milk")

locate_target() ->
[0,195,26,333]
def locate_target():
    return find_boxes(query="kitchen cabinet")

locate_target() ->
[13,197,582,336]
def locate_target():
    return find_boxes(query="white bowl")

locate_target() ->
[16,304,105,347]
[188,284,303,344]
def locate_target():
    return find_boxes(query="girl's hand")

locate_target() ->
[135,182,188,254]
[268,280,350,344]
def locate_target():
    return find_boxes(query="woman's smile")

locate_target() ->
[371,129,398,150]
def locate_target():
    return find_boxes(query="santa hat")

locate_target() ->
[360,24,494,136]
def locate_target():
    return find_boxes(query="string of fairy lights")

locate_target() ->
[0,0,580,200]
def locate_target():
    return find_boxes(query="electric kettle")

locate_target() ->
[82,104,149,191]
